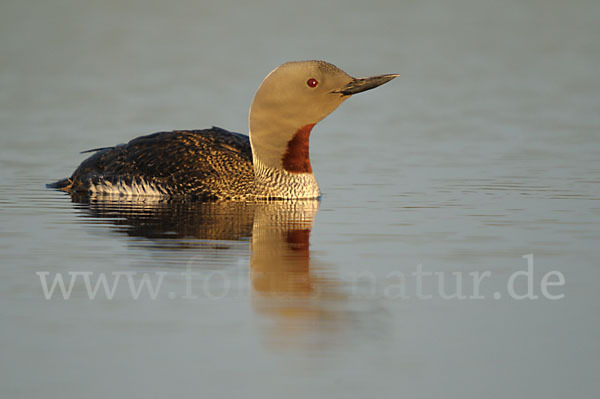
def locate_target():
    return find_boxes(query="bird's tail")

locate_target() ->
[46,178,73,191]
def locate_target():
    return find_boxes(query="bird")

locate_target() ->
[48,60,398,200]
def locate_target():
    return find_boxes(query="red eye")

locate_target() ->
[307,78,319,88]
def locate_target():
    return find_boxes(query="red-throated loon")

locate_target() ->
[49,60,398,200]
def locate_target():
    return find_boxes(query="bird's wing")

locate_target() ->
[69,127,253,197]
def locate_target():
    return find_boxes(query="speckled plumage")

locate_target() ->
[50,127,258,200]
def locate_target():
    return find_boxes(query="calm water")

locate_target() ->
[1,0,599,398]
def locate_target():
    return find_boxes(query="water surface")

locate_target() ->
[1,0,599,398]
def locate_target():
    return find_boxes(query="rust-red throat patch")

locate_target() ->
[282,123,315,174]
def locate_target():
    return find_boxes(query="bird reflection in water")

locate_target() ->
[69,193,357,350]
[249,201,349,350]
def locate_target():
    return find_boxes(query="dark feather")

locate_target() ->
[80,146,116,154]
[49,127,256,199]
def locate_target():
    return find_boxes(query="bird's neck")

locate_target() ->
[249,114,320,199]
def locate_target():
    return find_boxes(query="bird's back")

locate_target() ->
[50,127,256,200]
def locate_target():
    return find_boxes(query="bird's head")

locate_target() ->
[249,60,398,175]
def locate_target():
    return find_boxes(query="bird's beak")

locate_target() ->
[333,74,399,96]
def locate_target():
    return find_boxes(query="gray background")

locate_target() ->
[1,0,599,398]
